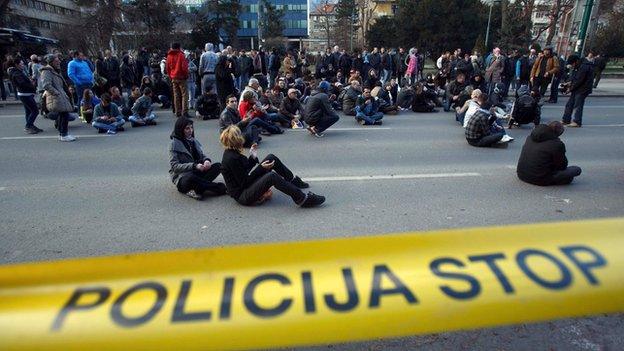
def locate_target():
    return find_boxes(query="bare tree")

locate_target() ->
[357,0,378,48]
[316,0,336,48]
[531,0,575,45]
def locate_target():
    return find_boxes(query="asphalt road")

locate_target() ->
[1,97,623,350]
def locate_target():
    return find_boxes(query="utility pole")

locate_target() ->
[349,4,355,52]
[576,0,595,55]
[257,0,262,50]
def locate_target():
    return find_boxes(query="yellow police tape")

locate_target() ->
[1,218,623,350]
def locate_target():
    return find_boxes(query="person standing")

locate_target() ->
[485,48,504,95]
[67,51,94,105]
[166,42,190,118]
[186,51,198,110]
[593,54,607,89]
[199,43,218,95]
[7,58,41,134]
[561,55,593,128]
[530,47,559,99]
[102,50,121,90]
[40,54,76,142]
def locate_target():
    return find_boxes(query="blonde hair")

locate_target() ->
[471,89,482,99]
[220,125,246,153]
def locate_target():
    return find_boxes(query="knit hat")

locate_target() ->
[318,81,330,92]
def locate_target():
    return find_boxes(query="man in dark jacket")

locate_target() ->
[444,73,468,112]
[102,50,121,90]
[8,58,41,133]
[593,54,607,88]
[342,80,361,116]
[279,89,304,127]
[219,94,260,147]
[394,47,408,81]
[517,121,581,185]
[561,55,593,127]
[304,81,339,137]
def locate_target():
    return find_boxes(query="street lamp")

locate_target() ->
[485,0,501,49]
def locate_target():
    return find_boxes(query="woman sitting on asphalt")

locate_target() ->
[169,118,227,200]
[219,125,325,207]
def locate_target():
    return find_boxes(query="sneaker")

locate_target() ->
[292,176,309,189]
[32,126,43,133]
[357,119,365,125]
[567,122,581,128]
[97,128,106,134]
[373,120,383,126]
[24,127,38,134]
[561,120,570,126]
[306,125,316,135]
[59,135,76,142]
[500,134,514,143]
[313,131,325,138]
[106,130,117,135]
[299,192,325,208]
[260,129,272,136]
[185,190,203,200]
[291,120,303,129]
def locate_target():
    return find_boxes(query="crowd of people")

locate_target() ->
[2,42,598,203]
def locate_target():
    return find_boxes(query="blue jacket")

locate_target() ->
[67,59,94,86]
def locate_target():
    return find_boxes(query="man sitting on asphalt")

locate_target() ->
[355,87,384,125]
[92,93,126,134]
[517,121,581,185]
[465,94,512,147]
[195,85,221,120]
[304,81,340,138]
[219,94,260,147]
[342,80,362,116]
[130,87,158,127]
[279,88,305,129]
[444,73,468,112]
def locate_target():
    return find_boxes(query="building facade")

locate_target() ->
[306,3,337,52]
[4,0,81,39]
[238,0,309,49]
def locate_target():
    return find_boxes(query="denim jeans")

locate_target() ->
[562,91,588,125]
[92,117,125,131]
[248,117,281,134]
[381,69,391,84]
[129,113,157,123]
[356,111,383,125]
[201,74,216,95]
[19,95,39,128]
[187,81,196,109]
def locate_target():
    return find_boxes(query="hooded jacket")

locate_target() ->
[568,61,594,96]
[304,89,339,126]
[40,66,74,113]
[166,49,189,80]
[169,119,211,185]
[517,124,568,185]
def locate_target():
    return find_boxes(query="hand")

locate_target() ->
[250,143,258,158]
[203,160,211,170]
[544,72,549,77]
[195,163,205,171]
[261,160,275,170]
[365,99,371,104]
[453,95,459,101]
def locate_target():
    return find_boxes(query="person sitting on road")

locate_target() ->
[195,84,220,120]
[508,85,541,128]
[376,81,399,115]
[465,94,510,147]
[259,86,291,127]
[169,117,227,200]
[92,93,125,134]
[219,94,261,147]
[517,121,581,186]
[122,86,141,119]
[304,81,340,138]
[279,88,305,129]
[342,80,361,116]
[80,89,100,124]
[130,87,158,127]
[355,87,384,125]
[444,73,468,112]
[457,89,482,126]
[396,83,414,110]
[219,125,325,207]
[412,82,438,113]
[238,90,283,135]
[109,86,125,108]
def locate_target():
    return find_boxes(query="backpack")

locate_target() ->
[513,94,538,124]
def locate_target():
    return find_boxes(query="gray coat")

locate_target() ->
[169,137,210,185]
[39,66,74,113]
[485,56,504,84]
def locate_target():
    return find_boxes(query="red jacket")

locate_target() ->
[166,49,189,80]
[239,100,262,120]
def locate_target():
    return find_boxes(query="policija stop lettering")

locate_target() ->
[51,245,606,331]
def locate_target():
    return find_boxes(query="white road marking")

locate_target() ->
[579,124,624,127]
[542,105,624,109]
[294,127,392,132]
[306,172,481,182]
[0,134,112,140]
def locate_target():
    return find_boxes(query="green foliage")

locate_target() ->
[496,0,531,50]
[377,0,488,57]
[591,10,624,57]
[259,0,285,40]
[366,16,397,48]
[473,33,487,56]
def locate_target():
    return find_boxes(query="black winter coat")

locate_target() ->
[517,125,568,185]
[8,67,36,94]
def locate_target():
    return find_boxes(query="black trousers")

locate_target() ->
[550,166,582,185]
[177,163,224,195]
[237,154,304,206]
[532,76,550,98]
[467,132,504,147]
